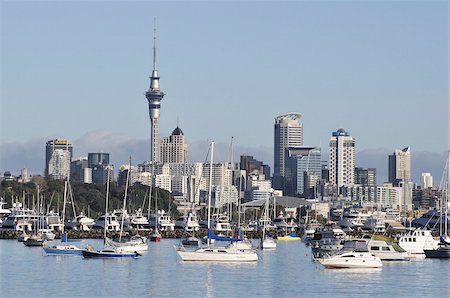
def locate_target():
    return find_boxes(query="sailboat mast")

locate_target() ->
[207,141,214,246]
[62,180,67,234]
[104,168,111,243]
[120,157,131,241]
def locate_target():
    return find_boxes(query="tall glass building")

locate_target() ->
[284,147,321,197]
[273,113,303,189]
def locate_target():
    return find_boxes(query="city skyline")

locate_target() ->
[1,1,448,183]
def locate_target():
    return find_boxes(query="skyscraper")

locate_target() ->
[388,147,411,186]
[45,139,73,179]
[160,126,187,164]
[145,28,165,163]
[88,153,112,185]
[284,146,322,197]
[329,128,355,191]
[273,113,303,189]
[421,172,433,189]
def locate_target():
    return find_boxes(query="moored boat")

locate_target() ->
[318,252,383,269]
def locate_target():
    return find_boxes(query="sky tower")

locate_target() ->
[145,27,165,163]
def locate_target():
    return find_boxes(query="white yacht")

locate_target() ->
[366,239,410,261]
[0,197,11,224]
[398,228,440,255]
[177,241,258,262]
[1,202,36,232]
[158,210,175,231]
[213,214,232,232]
[66,212,95,231]
[93,213,120,231]
[130,209,150,230]
[318,252,383,269]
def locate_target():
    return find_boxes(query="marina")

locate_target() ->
[1,238,450,297]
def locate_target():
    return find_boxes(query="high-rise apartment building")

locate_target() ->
[421,172,433,189]
[45,139,73,179]
[273,113,303,189]
[329,128,355,191]
[388,147,411,186]
[160,126,187,164]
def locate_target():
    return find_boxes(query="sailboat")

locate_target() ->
[261,195,277,249]
[424,151,450,258]
[43,180,84,255]
[82,168,140,258]
[176,141,259,262]
[105,158,148,253]
[149,164,162,242]
[24,186,45,247]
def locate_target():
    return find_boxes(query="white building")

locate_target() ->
[376,182,412,211]
[48,149,71,180]
[160,126,187,164]
[329,128,355,191]
[202,163,233,191]
[421,172,433,189]
[155,174,171,192]
[213,185,239,209]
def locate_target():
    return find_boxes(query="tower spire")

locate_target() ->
[153,18,157,71]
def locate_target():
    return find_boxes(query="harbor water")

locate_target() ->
[1,239,449,297]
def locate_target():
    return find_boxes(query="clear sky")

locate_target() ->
[1,1,448,180]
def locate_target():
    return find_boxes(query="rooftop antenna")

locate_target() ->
[153,18,157,71]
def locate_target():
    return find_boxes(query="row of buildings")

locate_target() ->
[16,33,439,212]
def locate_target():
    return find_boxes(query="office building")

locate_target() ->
[160,126,187,164]
[355,167,377,187]
[284,147,321,197]
[328,128,355,192]
[388,147,411,186]
[273,113,303,189]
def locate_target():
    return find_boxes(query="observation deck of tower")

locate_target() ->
[145,27,165,163]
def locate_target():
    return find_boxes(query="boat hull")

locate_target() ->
[43,246,83,255]
[177,248,258,262]
[82,250,139,258]
[424,248,450,258]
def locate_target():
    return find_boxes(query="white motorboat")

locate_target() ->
[130,209,150,230]
[398,228,439,255]
[177,241,258,262]
[93,213,120,231]
[66,212,95,231]
[366,238,410,261]
[318,252,383,269]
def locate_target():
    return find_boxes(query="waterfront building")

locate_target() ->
[355,167,377,187]
[412,187,440,209]
[284,147,321,197]
[376,182,412,211]
[45,139,73,178]
[155,174,171,192]
[273,113,303,190]
[160,126,187,164]
[421,172,433,189]
[328,128,355,193]
[145,28,165,163]
[388,147,411,186]
[117,165,140,187]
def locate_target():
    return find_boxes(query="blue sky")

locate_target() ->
[1,1,448,181]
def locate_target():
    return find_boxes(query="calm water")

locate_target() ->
[1,238,449,297]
